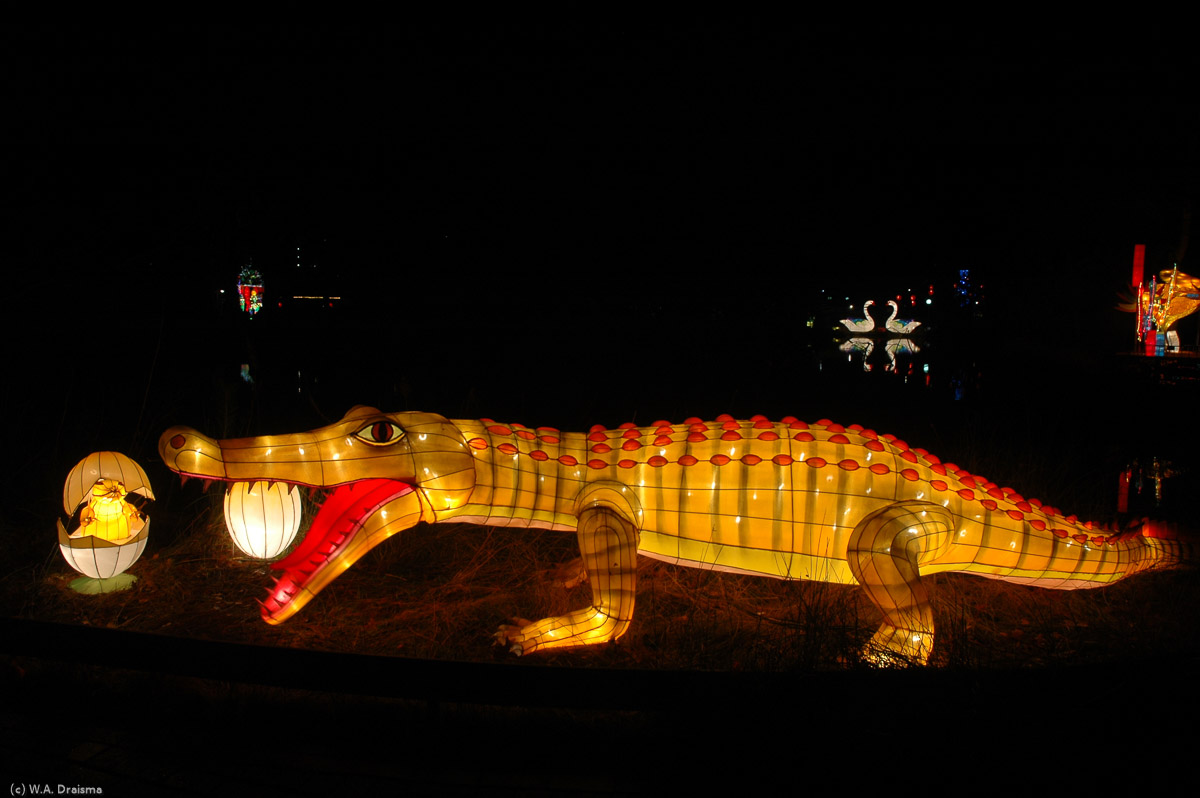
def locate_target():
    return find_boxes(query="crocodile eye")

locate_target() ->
[354,421,405,446]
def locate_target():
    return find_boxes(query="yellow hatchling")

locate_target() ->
[159,407,1188,665]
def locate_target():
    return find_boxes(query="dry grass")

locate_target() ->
[5,491,1198,673]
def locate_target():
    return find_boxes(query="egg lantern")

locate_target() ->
[57,452,153,583]
[224,481,303,559]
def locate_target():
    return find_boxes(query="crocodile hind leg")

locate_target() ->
[846,501,953,666]
[497,486,640,654]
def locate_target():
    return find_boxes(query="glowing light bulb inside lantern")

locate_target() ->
[224,481,303,559]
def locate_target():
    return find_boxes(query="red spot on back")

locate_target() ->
[865,440,885,452]
[780,416,799,424]
[900,451,918,463]
[980,499,998,510]
[497,443,519,455]
[689,423,708,432]
[684,417,702,425]
[591,443,612,454]
[679,455,699,466]
[721,420,740,430]
[930,464,947,476]
[870,463,891,475]
[648,455,668,467]
[741,454,762,466]
[587,431,606,442]
[806,457,827,468]
[795,432,815,442]
[825,423,845,433]
[618,422,637,430]
[652,420,671,429]
[958,488,975,500]
[622,428,640,439]
[618,460,636,469]
[558,455,578,467]
[622,439,641,451]
[930,479,947,490]
[829,433,850,444]
[838,459,860,471]
[787,419,809,430]
[687,433,707,443]
[589,424,606,433]
[467,437,488,450]
[816,418,833,427]
[530,450,549,461]
[514,429,536,440]
[539,435,560,444]
[753,419,773,429]
[487,425,512,436]
[773,454,794,466]
[716,413,735,422]
[1030,520,1046,531]
[721,430,742,441]
[653,435,673,447]
[900,468,919,481]
[1006,509,1024,521]
[710,454,731,466]
[757,431,780,441]
[588,459,608,470]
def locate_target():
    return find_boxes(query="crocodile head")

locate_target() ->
[159,407,475,624]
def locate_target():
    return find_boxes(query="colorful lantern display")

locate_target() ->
[58,452,153,583]
[1135,265,1200,345]
[224,480,303,559]
[237,266,264,316]
[160,408,1188,665]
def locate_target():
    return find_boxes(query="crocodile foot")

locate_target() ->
[494,619,534,655]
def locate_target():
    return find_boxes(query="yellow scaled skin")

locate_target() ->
[160,408,1186,665]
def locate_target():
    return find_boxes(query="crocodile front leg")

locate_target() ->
[846,501,953,666]
[497,484,640,654]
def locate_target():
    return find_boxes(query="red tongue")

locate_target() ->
[273,479,413,572]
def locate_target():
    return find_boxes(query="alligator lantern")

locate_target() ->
[159,408,1188,665]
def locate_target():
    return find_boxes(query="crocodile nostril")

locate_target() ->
[170,434,186,449]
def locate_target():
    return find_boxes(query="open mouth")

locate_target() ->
[175,471,414,623]
[260,478,414,623]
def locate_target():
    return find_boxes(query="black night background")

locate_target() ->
[3,25,1199,792]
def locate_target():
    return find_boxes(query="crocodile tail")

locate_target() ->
[1138,520,1196,571]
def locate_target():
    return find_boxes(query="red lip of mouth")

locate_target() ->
[259,478,415,622]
